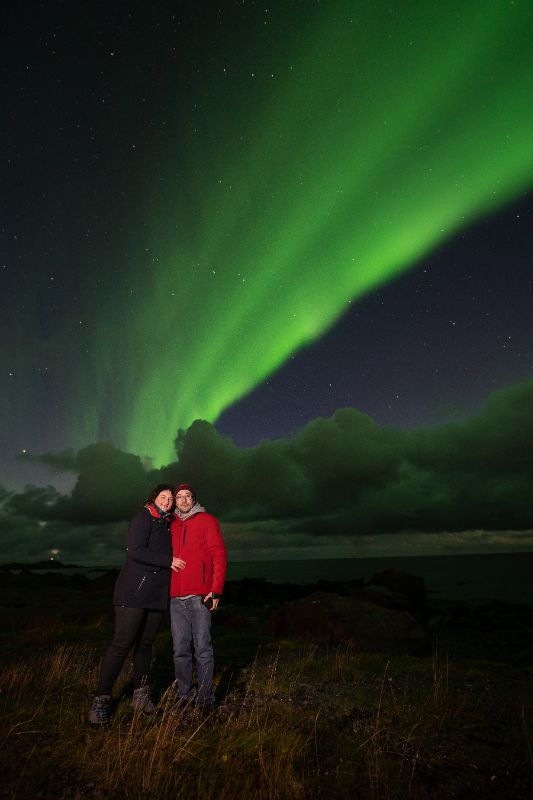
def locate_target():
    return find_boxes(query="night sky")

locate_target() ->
[1,1,532,563]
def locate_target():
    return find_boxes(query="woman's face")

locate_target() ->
[154,490,173,511]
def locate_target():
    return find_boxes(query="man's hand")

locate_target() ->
[203,591,220,610]
[171,557,186,572]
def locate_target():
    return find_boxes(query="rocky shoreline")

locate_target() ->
[2,564,532,665]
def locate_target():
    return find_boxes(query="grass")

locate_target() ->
[1,618,532,800]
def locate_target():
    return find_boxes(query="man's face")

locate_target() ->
[175,490,194,514]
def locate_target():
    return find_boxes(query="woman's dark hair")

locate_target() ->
[145,484,175,508]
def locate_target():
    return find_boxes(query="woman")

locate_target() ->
[89,484,185,724]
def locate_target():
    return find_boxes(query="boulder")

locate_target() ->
[350,585,411,612]
[368,568,426,614]
[267,590,430,655]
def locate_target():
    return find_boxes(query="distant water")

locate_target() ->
[16,552,533,605]
[226,552,533,605]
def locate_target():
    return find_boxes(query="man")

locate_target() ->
[170,483,227,711]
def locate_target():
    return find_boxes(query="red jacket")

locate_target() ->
[170,511,227,597]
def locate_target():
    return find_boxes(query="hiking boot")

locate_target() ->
[194,701,214,720]
[159,695,190,721]
[131,686,156,714]
[89,694,111,725]
[170,696,194,716]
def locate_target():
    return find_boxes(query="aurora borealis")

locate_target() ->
[2,0,533,475]
[102,0,533,465]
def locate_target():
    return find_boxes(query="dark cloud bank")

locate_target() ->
[1,381,532,564]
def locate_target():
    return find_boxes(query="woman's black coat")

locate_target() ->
[113,506,173,610]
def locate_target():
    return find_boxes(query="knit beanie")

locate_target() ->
[175,483,196,501]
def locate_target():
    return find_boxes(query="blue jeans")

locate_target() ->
[170,596,214,705]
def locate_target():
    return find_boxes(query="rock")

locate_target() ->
[350,585,411,612]
[222,612,255,629]
[368,568,427,614]
[267,590,430,655]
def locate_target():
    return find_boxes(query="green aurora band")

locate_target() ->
[84,0,533,465]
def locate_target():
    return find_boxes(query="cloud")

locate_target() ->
[0,511,128,565]
[172,408,405,522]
[14,443,156,523]
[1,380,532,563]
[171,381,533,534]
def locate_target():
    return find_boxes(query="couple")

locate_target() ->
[89,482,227,725]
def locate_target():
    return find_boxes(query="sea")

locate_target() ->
[23,551,533,605]
[226,552,533,605]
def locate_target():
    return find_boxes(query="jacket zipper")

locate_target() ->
[137,576,146,593]
[183,524,187,545]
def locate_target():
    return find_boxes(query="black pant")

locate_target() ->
[97,606,164,695]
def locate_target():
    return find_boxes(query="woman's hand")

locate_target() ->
[171,557,186,572]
